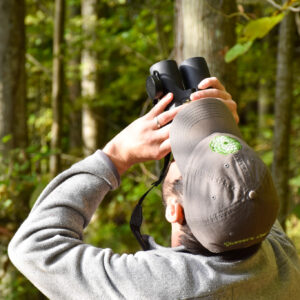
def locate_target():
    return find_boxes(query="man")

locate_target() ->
[9,78,300,299]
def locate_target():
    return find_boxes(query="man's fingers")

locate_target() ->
[158,138,171,159]
[234,114,240,124]
[150,103,183,130]
[219,99,239,123]
[198,77,225,91]
[148,93,173,118]
[155,123,171,140]
[153,106,181,128]
[222,99,237,112]
[190,89,231,101]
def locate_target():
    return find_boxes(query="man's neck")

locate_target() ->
[171,223,184,247]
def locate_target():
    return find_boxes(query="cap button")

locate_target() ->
[248,190,257,200]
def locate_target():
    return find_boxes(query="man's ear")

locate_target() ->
[165,198,184,225]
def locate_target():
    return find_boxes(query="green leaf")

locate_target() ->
[3,199,12,208]
[226,13,286,62]
[243,14,285,41]
[260,150,273,166]
[1,134,12,144]
[290,175,300,187]
[292,204,300,219]
[225,41,253,63]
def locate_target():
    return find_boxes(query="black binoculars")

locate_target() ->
[146,57,211,111]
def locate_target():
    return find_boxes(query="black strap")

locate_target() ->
[130,153,171,250]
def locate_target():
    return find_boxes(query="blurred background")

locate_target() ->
[0,0,299,298]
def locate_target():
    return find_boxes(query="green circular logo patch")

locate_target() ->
[209,136,242,155]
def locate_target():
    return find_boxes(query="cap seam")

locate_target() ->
[233,149,266,191]
[191,168,269,225]
[233,151,252,187]
[185,168,237,194]
[189,196,248,225]
[179,114,228,131]
[184,167,242,224]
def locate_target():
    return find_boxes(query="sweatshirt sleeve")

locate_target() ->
[7,150,191,300]
[7,150,128,299]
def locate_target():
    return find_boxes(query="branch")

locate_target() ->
[266,0,282,10]
[296,12,300,35]
[26,53,52,79]
[227,11,252,21]
[266,0,300,12]
[288,5,300,12]
[139,163,158,181]
[204,0,252,21]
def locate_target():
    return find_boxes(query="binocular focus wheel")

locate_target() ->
[146,74,164,100]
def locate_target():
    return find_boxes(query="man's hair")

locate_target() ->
[162,175,261,258]
[162,177,210,255]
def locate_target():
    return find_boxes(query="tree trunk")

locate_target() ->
[81,0,99,156]
[272,10,295,228]
[0,0,27,156]
[0,0,29,225]
[174,0,237,99]
[257,29,277,144]
[68,3,82,153]
[257,78,271,141]
[50,0,65,176]
[0,1,31,297]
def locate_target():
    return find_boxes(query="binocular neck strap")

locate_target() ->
[130,153,171,251]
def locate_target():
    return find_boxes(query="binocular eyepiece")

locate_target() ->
[146,57,210,111]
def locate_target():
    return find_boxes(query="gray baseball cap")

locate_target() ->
[170,98,279,253]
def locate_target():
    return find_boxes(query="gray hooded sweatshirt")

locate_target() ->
[8,150,300,299]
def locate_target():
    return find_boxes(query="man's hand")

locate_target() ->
[190,77,239,124]
[103,77,239,175]
[103,93,181,175]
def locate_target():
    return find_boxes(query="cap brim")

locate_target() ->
[182,133,279,253]
[170,98,242,175]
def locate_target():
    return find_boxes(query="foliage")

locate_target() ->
[1,0,300,298]
[225,0,300,62]
[0,145,52,225]
[0,252,43,300]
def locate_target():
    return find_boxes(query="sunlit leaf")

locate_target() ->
[243,13,285,41]
[292,204,300,219]
[3,199,12,208]
[225,41,253,63]
[260,151,273,166]
[1,134,13,144]
[226,13,285,63]
[290,175,300,187]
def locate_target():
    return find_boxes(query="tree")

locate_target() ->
[272,9,296,227]
[257,32,277,143]
[50,0,66,176]
[0,0,30,225]
[81,0,101,156]
[67,1,82,153]
[0,1,30,297]
[174,0,238,99]
[258,77,272,139]
[0,0,27,156]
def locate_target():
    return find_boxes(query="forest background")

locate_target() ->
[0,0,300,298]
